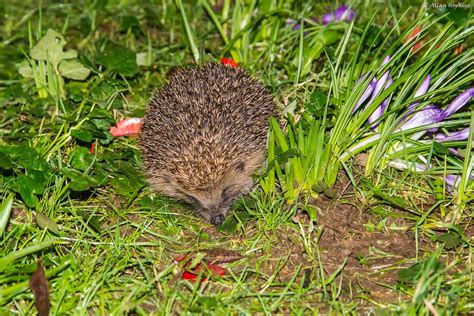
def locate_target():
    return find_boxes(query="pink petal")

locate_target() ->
[110,117,142,137]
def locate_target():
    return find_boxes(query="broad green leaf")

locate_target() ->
[30,29,77,67]
[16,175,36,208]
[58,59,91,80]
[70,147,94,171]
[397,263,422,284]
[36,212,61,235]
[62,168,98,191]
[0,146,50,171]
[71,129,93,143]
[18,60,33,78]
[96,40,139,76]
[436,231,462,249]
[218,210,251,234]
[0,152,14,169]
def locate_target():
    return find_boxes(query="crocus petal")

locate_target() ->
[335,5,356,22]
[438,88,474,121]
[388,159,430,172]
[381,55,391,67]
[364,71,390,115]
[110,117,142,137]
[408,74,431,112]
[353,78,376,113]
[444,174,461,189]
[414,75,431,98]
[398,104,443,131]
[434,128,470,142]
[371,71,390,101]
[322,13,335,25]
[368,77,393,128]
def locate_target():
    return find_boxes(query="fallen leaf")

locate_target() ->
[202,248,243,265]
[29,259,50,316]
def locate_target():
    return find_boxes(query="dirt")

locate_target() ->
[234,171,423,306]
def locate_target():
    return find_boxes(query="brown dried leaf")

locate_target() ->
[29,259,50,316]
[202,248,243,265]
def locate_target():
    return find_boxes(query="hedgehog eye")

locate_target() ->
[179,191,201,207]
[221,186,232,201]
[235,162,245,172]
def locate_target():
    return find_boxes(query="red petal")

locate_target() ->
[411,41,423,53]
[454,46,464,55]
[220,58,238,68]
[180,263,227,282]
[88,143,95,154]
[403,26,422,42]
[205,264,227,276]
[182,271,200,280]
[110,117,142,137]
[175,255,187,262]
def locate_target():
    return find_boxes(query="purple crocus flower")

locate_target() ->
[322,5,356,25]
[438,88,474,120]
[368,77,393,128]
[444,174,461,190]
[408,74,431,112]
[352,56,392,115]
[286,18,301,31]
[434,128,470,142]
[400,87,473,134]
[353,77,376,113]
[398,104,443,131]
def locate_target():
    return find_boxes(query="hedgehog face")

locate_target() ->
[146,150,264,225]
[176,150,264,225]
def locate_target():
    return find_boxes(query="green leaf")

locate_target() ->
[320,30,342,45]
[110,177,136,196]
[90,118,112,131]
[62,168,99,191]
[70,147,94,171]
[28,170,47,195]
[306,91,327,117]
[71,129,93,143]
[436,231,462,249]
[36,212,61,235]
[397,263,422,285]
[218,210,251,234]
[433,142,449,155]
[18,60,33,78]
[16,175,37,208]
[30,29,77,67]
[121,15,142,33]
[96,40,139,76]
[0,152,14,169]
[58,59,91,80]
[0,146,50,171]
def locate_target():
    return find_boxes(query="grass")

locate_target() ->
[1,0,473,314]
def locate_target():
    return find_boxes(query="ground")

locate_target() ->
[0,1,473,314]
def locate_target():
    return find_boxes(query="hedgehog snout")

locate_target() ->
[210,214,225,226]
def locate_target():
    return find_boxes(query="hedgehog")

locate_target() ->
[139,63,276,226]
